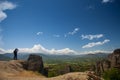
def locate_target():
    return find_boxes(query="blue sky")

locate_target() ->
[0,0,120,54]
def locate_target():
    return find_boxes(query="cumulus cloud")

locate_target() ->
[65,28,79,37]
[0,1,16,47]
[0,48,5,54]
[0,1,16,22]
[102,0,113,3]
[0,46,113,55]
[0,44,112,55]
[82,39,110,48]
[50,48,76,55]
[36,32,43,35]
[81,34,103,40]
[4,44,76,55]
[53,34,60,38]
[82,50,112,54]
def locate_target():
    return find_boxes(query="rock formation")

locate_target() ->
[22,54,44,73]
[95,49,120,76]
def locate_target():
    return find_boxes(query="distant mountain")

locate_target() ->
[83,53,109,58]
[0,52,109,61]
[0,54,11,61]
[3,53,79,59]
[2,53,30,60]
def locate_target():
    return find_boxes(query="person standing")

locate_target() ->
[13,48,19,60]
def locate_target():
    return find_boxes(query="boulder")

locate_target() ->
[27,54,44,72]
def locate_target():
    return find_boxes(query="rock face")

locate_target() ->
[95,49,120,76]
[108,49,120,68]
[27,54,44,72]
[22,54,44,73]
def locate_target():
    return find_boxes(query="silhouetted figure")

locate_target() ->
[13,48,19,60]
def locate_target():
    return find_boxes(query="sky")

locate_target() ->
[0,0,120,54]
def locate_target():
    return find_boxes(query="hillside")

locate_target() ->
[0,53,108,80]
[0,60,89,80]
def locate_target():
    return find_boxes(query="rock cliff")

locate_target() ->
[95,49,120,76]
[25,54,44,72]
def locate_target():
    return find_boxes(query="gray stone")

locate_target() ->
[27,54,44,72]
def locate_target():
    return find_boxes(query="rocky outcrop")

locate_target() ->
[22,54,44,73]
[27,54,44,72]
[95,49,120,76]
[108,49,120,68]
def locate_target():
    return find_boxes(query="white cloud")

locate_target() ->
[50,48,76,55]
[102,0,113,3]
[0,47,112,55]
[53,34,60,38]
[0,1,16,22]
[65,28,79,37]
[68,28,79,35]
[82,50,112,54]
[81,34,103,40]
[0,11,7,22]
[4,44,76,55]
[0,48,5,54]
[0,44,113,55]
[36,32,43,35]
[0,1,16,47]
[82,39,110,48]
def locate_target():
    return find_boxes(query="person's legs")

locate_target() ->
[16,54,17,60]
[13,54,15,60]
[14,53,17,60]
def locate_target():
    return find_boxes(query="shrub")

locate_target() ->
[103,68,120,80]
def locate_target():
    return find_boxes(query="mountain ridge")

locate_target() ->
[0,52,109,61]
